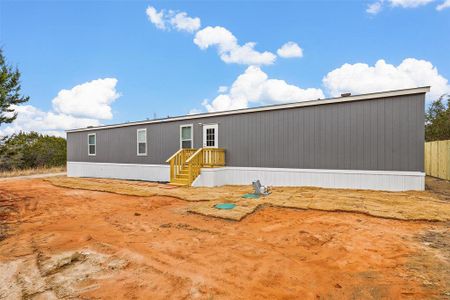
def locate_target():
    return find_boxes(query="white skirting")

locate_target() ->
[67,162,425,191]
[67,161,169,182]
[192,166,425,191]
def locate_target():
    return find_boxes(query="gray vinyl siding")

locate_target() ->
[67,93,425,172]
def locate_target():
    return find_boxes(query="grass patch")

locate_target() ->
[0,166,66,178]
[46,176,450,222]
[45,177,250,201]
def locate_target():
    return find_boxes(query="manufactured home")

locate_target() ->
[66,86,429,191]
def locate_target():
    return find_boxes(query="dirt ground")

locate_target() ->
[426,176,450,201]
[1,178,449,299]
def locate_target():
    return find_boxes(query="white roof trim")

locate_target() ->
[66,86,430,133]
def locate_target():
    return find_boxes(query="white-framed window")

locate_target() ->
[88,133,96,156]
[180,124,193,149]
[137,128,147,156]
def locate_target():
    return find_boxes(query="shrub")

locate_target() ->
[0,132,66,171]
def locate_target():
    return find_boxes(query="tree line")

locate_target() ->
[425,94,450,142]
[0,132,66,171]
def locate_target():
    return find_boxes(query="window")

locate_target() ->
[137,128,147,156]
[180,124,193,149]
[88,133,96,156]
[206,128,215,147]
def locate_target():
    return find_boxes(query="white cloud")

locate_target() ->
[201,66,324,112]
[146,6,166,30]
[277,42,303,58]
[193,26,236,51]
[196,58,449,114]
[170,12,201,33]
[217,86,228,93]
[146,6,201,33]
[389,0,434,7]
[367,1,384,14]
[322,58,450,101]
[367,0,439,13]
[0,105,101,138]
[52,78,119,120]
[0,78,120,137]
[221,42,276,65]
[194,26,276,65]
[436,0,450,10]
[146,7,276,65]
[188,108,202,115]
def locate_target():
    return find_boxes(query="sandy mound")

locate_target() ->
[0,249,127,299]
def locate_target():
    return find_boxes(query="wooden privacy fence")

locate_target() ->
[425,140,450,180]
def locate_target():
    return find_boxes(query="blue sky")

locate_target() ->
[0,0,449,136]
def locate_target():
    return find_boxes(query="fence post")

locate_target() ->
[188,163,192,184]
[169,160,174,182]
[447,140,450,180]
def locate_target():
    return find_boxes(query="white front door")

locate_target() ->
[203,124,218,148]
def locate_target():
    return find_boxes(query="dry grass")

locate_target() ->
[46,176,450,222]
[189,199,261,221]
[0,166,66,178]
[45,177,250,201]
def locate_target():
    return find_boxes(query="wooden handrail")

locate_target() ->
[166,148,198,182]
[187,149,203,184]
[202,148,225,167]
[165,148,184,163]
[185,148,203,164]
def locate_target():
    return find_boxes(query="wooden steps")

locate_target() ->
[170,178,189,186]
[166,148,225,186]
[170,166,190,186]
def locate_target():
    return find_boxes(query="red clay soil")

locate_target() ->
[0,179,449,299]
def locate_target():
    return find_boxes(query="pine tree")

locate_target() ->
[0,49,29,125]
